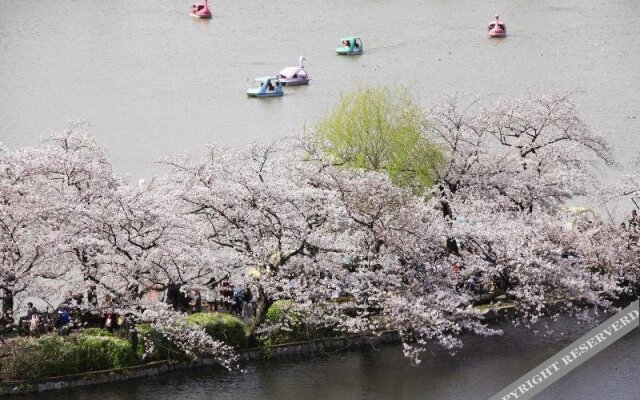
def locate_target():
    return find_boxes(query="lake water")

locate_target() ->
[1,0,639,179]
[27,315,640,400]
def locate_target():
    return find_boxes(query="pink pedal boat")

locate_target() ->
[190,0,212,18]
[276,56,310,86]
[488,15,506,37]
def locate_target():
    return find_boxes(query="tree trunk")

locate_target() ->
[129,326,139,360]
[1,288,14,323]
[471,288,507,306]
[440,198,460,256]
[248,286,273,345]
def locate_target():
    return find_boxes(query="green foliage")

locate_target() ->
[265,300,299,324]
[81,328,115,337]
[186,312,247,349]
[76,335,136,371]
[317,85,444,193]
[262,300,304,345]
[28,335,81,378]
[0,336,80,380]
[258,300,339,348]
[0,333,136,381]
[136,324,183,361]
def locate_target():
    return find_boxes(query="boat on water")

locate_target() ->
[190,0,212,18]
[336,36,363,55]
[488,15,506,37]
[276,56,310,86]
[247,77,284,98]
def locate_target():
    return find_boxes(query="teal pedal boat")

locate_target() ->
[336,36,363,55]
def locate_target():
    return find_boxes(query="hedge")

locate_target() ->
[0,333,136,381]
[81,328,115,338]
[260,300,305,346]
[136,324,184,361]
[0,336,81,380]
[260,300,342,347]
[186,312,247,349]
[76,335,136,371]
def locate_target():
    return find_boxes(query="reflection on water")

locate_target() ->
[1,0,639,178]
[27,316,640,400]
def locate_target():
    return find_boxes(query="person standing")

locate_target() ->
[242,287,253,318]
[234,286,244,316]
[87,285,98,307]
[630,209,639,229]
[19,302,37,331]
[190,290,202,313]
[25,302,37,319]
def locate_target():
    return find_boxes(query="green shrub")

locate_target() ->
[0,336,81,380]
[259,300,343,348]
[1,338,42,380]
[136,324,184,361]
[76,335,136,371]
[187,312,247,349]
[260,300,305,346]
[265,300,299,324]
[81,328,115,337]
[0,334,138,380]
[33,335,82,377]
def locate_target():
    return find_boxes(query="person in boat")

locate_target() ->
[267,81,275,91]
[354,41,360,50]
[345,40,351,47]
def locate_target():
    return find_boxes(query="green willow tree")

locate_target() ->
[317,86,444,193]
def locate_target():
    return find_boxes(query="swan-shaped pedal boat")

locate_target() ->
[276,56,310,86]
[336,36,363,55]
[247,77,284,98]
[190,0,212,18]
[488,15,506,37]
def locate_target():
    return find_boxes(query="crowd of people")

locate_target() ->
[3,287,128,337]
[163,280,258,318]
[213,281,257,319]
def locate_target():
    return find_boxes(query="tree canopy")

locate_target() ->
[317,86,444,193]
[1,94,638,367]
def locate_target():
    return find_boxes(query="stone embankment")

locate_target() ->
[0,331,400,396]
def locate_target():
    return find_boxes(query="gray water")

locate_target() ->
[27,316,640,400]
[1,0,640,179]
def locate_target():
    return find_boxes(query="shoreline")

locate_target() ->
[0,331,401,396]
[3,297,633,396]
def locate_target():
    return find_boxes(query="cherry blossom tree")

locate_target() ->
[163,143,340,340]
[0,145,64,322]
[597,155,640,294]
[1,127,243,369]
[403,96,636,371]
[2,93,636,368]
[427,93,614,213]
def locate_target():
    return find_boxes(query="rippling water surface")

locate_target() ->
[1,0,639,178]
